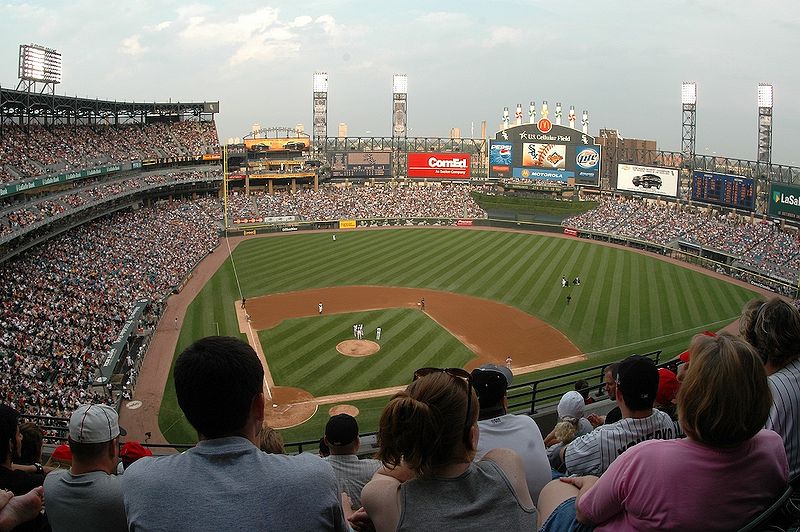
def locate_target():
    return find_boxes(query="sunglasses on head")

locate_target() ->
[413,367,473,447]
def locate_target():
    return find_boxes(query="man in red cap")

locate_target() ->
[655,368,680,421]
[119,441,152,471]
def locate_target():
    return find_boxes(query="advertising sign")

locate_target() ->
[488,122,601,185]
[244,138,310,152]
[330,151,391,178]
[616,164,679,197]
[768,182,800,221]
[407,153,470,178]
[691,171,754,210]
[339,219,357,229]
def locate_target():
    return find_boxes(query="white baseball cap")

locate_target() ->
[557,391,586,420]
[69,404,126,444]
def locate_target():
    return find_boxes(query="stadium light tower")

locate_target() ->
[756,83,774,214]
[392,74,408,178]
[312,72,328,155]
[681,82,697,171]
[757,83,773,165]
[17,43,62,94]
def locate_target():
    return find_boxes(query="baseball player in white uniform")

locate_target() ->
[376,327,382,341]
[563,356,678,476]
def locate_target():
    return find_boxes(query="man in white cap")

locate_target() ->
[471,364,551,505]
[43,404,128,532]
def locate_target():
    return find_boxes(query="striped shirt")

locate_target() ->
[766,358,800,480]
[325,454,381,509]
[564,409,677,476]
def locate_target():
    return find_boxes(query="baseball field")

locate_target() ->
[155,228,758,445]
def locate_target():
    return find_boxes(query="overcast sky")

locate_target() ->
[1,0,798,164]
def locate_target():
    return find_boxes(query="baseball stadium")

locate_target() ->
[1,38,800,531]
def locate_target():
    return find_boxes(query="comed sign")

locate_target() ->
[768,182,800,221]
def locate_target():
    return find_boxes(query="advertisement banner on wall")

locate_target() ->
[488,122,601,185]
[407,153,470,178]
[489,142,513,178]
[768,182,800,221]
[616,164,679,197]
[339,219,357,229]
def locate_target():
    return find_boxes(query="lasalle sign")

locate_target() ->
[768,182,800,221]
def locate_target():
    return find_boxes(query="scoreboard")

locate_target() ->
[691,171,754,210]
[330,151,391,178]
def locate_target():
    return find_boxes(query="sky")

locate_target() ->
[1,0,798,165]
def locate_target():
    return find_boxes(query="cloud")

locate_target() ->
[119,35,147,56]
[290,16,312,28]
[147,20,172,32]
[481,26,525,48]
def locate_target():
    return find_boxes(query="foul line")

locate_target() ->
[227,234,274,401]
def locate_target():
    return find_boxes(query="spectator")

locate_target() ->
[740,297,800,479]
[544,391,594,473]
[43,404,128,532]
[256,426,284,455]
[655,367,680,421]
[360,368,536,531]
[471,364,551,504]
[537,333,788,531]
[119,441,152,471]
[45,445,72,470]
[561,356,678,476]
[0,405,45,495]
[574,379,594,405]
[122,336,346,531]
[587,363,621,428]
[16,423,43,467]
[323,414,380,511]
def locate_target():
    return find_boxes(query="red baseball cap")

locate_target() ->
[120,441,153,462]
[679,331,717,363]
[51,444,72,463]
[656,368,680,405]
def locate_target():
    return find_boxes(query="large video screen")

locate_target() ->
[488,122,601,185]
[616,164,678,197]
[330,151,391,178]
[768,182,800,221]
[691,171,754,210]
[407,153,470,179]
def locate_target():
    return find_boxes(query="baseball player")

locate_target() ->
[353,324,358,338]
[505,356,513,369]
[376,327,382,341]
[562,356,677,476]
[318,302,323,314]
[332,234,336,241]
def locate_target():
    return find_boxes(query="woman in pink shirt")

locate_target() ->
[537,332,788,532]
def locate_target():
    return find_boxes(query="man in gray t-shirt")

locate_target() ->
[122,336,346,531]
[44,404,128,532]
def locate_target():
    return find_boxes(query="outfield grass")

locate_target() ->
[262,309,475,396]
[159,228,758,443]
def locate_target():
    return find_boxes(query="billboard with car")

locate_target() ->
[616,164,678,197]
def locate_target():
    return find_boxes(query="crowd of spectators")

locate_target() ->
[564,196,800,282]
[226,184,488,221]
[0,121,219,183]
[0,196,221,420]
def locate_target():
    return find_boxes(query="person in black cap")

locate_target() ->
[560,355,678,476]
[471,364,551,505]
[324,414,380,511]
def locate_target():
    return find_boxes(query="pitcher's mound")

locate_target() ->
[263,386,317,429]
[329,404,360,417]
[337,340,380,357]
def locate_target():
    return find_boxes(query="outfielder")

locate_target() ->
[376,327,382,341]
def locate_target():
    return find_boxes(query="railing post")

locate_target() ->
[529,382,538,415]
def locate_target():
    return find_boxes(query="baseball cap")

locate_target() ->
[50,443,72,463]
[656,368,680,405]
[69,404,126,444]
[120,441,153,463]
[679,331,717,363]
[616,356,659,407]
[325,414,359,446]
[557,391,585,420]
[471,364,513,409]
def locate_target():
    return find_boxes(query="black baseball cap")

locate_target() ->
[471,364,513,409]
[616,355,659,409]
[325,414,359,446]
